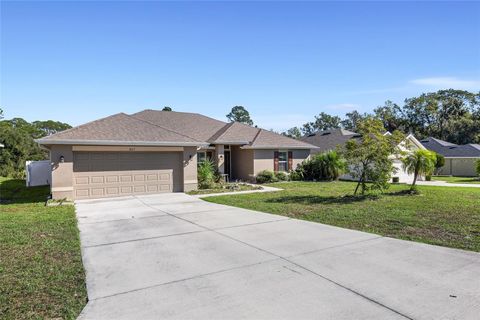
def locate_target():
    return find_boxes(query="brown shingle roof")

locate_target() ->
[209,122,259,144]
[244,129,316,149]
[38,109,316,149]
[37,113,203,146]
[132,110,226,142]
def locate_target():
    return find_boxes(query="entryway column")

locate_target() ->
[215,145,225,174]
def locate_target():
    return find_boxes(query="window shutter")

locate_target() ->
[288,151,293,170]
[274,151,279,172]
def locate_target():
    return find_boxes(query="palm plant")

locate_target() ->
[197,159,215,189]
[316,150,346,181]
[402,150,437,191]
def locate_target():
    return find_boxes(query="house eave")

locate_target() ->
[241,145,314,150]
[35,139,209,147]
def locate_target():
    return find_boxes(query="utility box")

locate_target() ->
[26,160,51,187]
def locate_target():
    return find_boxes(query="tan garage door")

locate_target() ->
[73,151,182,199]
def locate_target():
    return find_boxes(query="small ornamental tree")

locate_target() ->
[344,117,404,195]
[402,150,437,191]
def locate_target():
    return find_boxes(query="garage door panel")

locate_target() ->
[73,151,181,199]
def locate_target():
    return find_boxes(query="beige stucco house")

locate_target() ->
[37,110,314,200]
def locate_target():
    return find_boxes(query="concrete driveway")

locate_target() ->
[76,193,480,320]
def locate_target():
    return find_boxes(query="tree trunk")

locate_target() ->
[411,168,419,191]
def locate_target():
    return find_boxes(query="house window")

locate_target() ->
[197,151,213,164]
[197,152,206,163]
[278,151,288,172]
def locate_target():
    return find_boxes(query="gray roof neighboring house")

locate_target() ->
[37,110,316,149]
[300,128,362,152]
[420,137,480,158]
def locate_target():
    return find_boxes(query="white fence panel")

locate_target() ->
[26,160,51,187]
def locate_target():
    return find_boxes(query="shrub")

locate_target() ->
[275,171,288,181]
[434,153,445,174]
[476,159,480,177]
[295,150,346,181]
[392,177,400,183]
[289,169,304,181]
[197,159,216,189]
[425,175,432,181]
[255,170,277,184]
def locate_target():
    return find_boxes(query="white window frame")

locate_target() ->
[277,150,289,172]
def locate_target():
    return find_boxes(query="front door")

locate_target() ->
[224,150,231,179]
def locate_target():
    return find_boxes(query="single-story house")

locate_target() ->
[420,137,480,176]
[301,128,426,183]
[37,110,315,200]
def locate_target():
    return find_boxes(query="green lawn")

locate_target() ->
[204,181,480,252]
[0,178,87,319]
[431,175,480,184]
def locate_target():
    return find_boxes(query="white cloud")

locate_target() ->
[323,103,360,111]
[409,77,480,90]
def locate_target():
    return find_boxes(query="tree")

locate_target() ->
[343,117,404,195]
[226,106,254,125]
[32,120,71,138]
[0,108,3,119]
[403,89,480,141]
[402,150,437,191]
[282,127,302,139]
[301,112,341,135]
[373,100,404,132]
[0,123,46,178]
[341,110,367,131]
[434,153,445,175]
[162,106,172,111]
[0,117,71,177]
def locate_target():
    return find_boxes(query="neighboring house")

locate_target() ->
[301,128,426,183]
[420,137,480,176]
[36,110,314,200]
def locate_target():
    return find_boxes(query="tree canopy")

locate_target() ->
[0,111,71,178]
[343,117,405,195]
[283,89,480,144]
[226,106,254,126]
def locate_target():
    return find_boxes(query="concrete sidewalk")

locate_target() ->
[76,193,480,320]
[417,180,480,188]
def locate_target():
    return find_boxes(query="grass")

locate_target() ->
[0,177,87,319]
[187,183,262,195]
[204,181,480,252]
[431,175,480,184]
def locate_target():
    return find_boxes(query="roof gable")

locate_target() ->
[37,113,203,146]
[132,110,226,142]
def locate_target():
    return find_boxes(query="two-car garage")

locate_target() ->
[72,151,183,200]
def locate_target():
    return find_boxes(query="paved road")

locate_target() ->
[76,193,480,320]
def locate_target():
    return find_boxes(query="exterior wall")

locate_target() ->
[291,149,310,170]
[49,145,197,200]
[215,144,225,174]
[253,149,310,174]
[50,145,74,200]
[438,158,478,176]
[182,146,198,192]
[231,146,254,181]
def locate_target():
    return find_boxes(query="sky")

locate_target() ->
[1,1,480,132]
